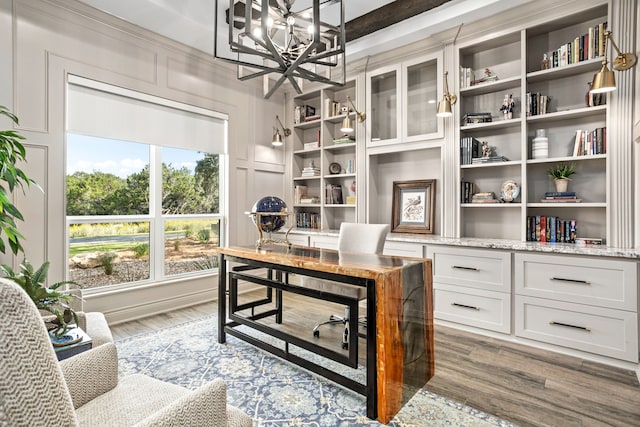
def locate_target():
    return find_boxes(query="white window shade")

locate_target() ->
[67,77,227,154]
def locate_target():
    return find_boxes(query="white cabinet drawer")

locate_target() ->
[515,253,637,311]
[427,246,511,292]
[515,296,638,362]
[434,284,511,334]
[383,241,424,257]
[309,235,338,250]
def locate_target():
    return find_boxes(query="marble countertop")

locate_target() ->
[284,229,640,260]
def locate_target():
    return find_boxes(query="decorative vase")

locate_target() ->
[554,178,569,193]
[532,129,548,159]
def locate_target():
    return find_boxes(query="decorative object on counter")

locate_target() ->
[247,196,293,248]
[272,115,291,147]
[328,162,341,175]
[500,180,520,202]
[532,129,549,159]
[436,71,457,118]
[547,163,576,193]
[391,180,436,234]
[590,30,637,94]
[499,93,514,119]
[339,96,366,133]
[214,0,345,98]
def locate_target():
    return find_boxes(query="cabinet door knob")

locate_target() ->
[549,321,591,332]
[550,277,591,285]
[451,302,480,310]
[452,265,479,271]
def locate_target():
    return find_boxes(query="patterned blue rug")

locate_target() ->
[117,316,517,426]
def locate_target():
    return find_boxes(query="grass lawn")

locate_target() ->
[69,241,137,257]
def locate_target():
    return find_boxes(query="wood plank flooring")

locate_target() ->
[111,291,640,427]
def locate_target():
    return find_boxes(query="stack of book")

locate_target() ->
[526,215,577,243]
[463,112,492,125]
[333,135,355,144]
[299,196,320,204]
[471,192,499,203]
[301,165,320,177]
[471,156,509,164]
[540,191,581,203]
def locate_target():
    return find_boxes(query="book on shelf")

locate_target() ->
[461,180,475,203]
[294,185,308,204]
[460,137,481,165]
[299,196,320,204]
[527,216,577,243]
[540,198,582,203]
[333,135,355,144]
[463,112,492,124]
[304,114,321,122]
[325,184,343,204]
[544,191,575,197]
[526,92,549,116]
[471,155,509,164]
[471,192,498,203]
[572,127,606,156]
[294,104,317,124]
[575,237,604,246]
[296,211,320,229]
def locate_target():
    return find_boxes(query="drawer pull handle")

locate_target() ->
[551,277,591,285]
[452,266,479,271]
[549,321,591,332]
[452,302,480,311]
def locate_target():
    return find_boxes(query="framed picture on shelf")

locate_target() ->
[391,179,436,234]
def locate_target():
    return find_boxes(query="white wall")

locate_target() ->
[1,0,287,323]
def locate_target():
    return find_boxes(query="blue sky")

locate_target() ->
[67,133,204,178]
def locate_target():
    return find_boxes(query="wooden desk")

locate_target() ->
[217,245,434,423]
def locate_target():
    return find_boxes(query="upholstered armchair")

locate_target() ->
[0,278,253,427]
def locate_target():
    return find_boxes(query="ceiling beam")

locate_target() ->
[346,0,452,42]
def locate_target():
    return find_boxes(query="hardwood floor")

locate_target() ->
[111,292,640,427]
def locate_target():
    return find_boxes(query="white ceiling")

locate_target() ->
[77,0,531,61]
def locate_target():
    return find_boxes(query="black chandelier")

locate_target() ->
[214,0,346,98]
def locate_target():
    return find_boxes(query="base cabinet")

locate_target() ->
[516,295,638,362]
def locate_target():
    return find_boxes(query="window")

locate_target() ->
[66,77,227,291]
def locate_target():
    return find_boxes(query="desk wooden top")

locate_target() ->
[218,245,429,280]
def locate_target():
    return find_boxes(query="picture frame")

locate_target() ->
[391,179,436,234]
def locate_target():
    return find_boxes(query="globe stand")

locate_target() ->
[247,212,294,249]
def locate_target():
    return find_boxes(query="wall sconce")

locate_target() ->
[272,115,291,147]
[590,30,637,94]
[340,96,366,133]
[436,71,457,117]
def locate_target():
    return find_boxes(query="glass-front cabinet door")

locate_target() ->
[366,53,442,148]
[402,52,443,142]
[366,64,401,146]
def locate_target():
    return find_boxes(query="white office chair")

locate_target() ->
[305,223,389,349]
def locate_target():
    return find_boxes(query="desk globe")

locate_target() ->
[249,196,293,248]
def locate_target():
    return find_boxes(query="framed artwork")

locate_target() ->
[391,179,436,234]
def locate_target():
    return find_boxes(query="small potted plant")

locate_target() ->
[547,163,576,193]
[1,259,80,337]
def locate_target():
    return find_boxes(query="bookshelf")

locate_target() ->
[291,81,359,231]
[457,4,609,242]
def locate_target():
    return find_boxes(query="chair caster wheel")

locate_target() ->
[342,342,348,350]
[313,330,319,338]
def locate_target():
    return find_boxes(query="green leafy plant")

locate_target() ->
[196,228,211,242]
[0,106,39,255]
[1,260,79,337]
[547,163,576,180]
[99,252,117,275]
[132,243,149,258]
[192,256,218,271]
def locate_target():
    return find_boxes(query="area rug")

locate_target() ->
[117,316,517,426]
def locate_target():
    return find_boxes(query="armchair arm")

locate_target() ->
[133,379,229,427]
[59,342,119,408]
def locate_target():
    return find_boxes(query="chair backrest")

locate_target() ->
[0,278,78,426]
[337,223,390,255]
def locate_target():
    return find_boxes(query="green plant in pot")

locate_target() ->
[0,105,39,255]
[547,163,576,193]
[1,260,80,337]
